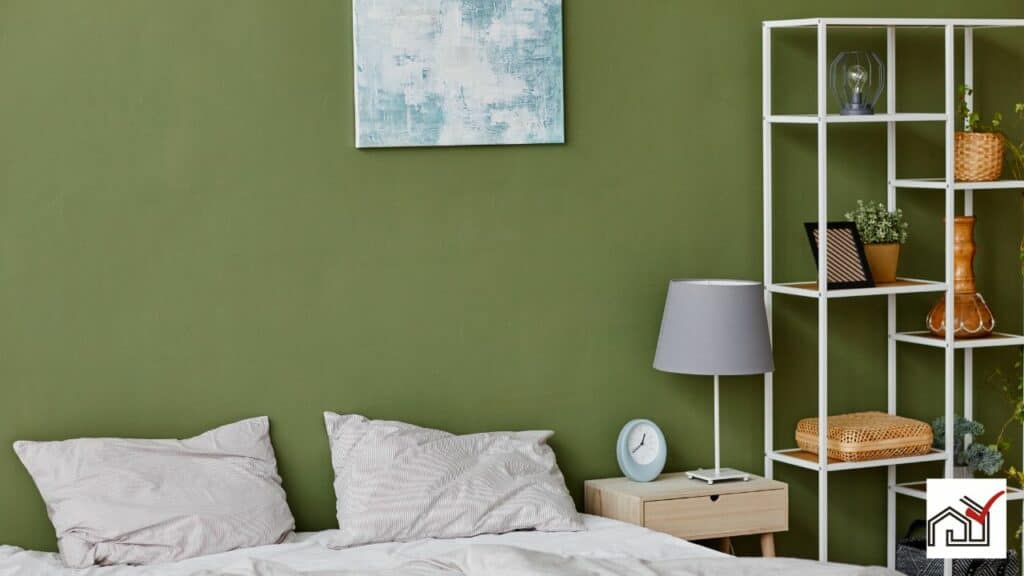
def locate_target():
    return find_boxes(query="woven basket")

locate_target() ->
[795,411,933,462]
[955,132,1004,182]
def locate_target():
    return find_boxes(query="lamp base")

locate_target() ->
[839,104,875,116]
[685,468,751,485]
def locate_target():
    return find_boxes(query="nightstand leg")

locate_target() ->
[760,533,776,557]
[719,537,732,554]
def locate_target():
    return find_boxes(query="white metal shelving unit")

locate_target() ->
[762,18,1024,574]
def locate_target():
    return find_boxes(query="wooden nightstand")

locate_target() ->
[584,472,788,556]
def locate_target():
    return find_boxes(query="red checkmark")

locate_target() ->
[965,490,1006,525]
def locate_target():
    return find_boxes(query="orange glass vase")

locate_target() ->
[926,216,995,339]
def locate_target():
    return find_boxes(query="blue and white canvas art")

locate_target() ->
[353,0,564,148]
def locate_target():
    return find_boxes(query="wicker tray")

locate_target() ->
[795,411,933,462]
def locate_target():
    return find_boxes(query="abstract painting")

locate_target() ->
[353,0,564,148]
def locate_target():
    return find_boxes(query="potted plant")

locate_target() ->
[932,415,1004,478]
[1000,102,1024,180]
[844,200,908,284]
[956,85,1004,182]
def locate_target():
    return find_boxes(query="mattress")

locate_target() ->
[0,515,892,575]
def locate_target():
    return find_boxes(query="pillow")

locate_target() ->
[13,417,295,568]
[323,412,583,548]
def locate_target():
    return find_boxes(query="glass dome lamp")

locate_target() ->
[830,51,885,116]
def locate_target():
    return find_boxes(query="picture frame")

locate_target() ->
[804,221,875,289]
[352,0,565,148]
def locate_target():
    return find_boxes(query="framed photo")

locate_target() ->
[804,222,875,289]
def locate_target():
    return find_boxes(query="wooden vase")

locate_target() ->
[926,216,995,339]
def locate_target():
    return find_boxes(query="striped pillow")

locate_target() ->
[14,417,294,567]
[323,412,583,548]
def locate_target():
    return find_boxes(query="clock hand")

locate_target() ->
[631,434,648,454]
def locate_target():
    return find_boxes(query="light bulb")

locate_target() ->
[831,51,884,116]
[847,64,868,94]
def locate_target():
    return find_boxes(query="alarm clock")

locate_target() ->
[616,419,667,482]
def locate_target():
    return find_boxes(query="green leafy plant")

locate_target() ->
[991,101,1024,274]
[1002,103,1024,181]
[990,353,1024,455]
[958,85,1003,133]
[844,200,908,245]
[932,415,1005,476]
[989,356,1024,538]
[959,89,1024,273]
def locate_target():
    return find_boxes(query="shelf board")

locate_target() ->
[894,482,1024,502]
[770,449,948,472]
[769,279,947,299]
[893,178,1024,190]
[768,113,946,125]
[763,18,1024,29]
[893,331,1024,349]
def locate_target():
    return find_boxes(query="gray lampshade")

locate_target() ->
[653,279,774,376]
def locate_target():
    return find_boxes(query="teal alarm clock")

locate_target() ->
[616,419,667,482]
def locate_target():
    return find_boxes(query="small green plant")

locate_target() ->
[990,353,1024,465]
[990,103,1024,276]
[957,85,1003,133]
[959,89,1024,274]
[1002,103,1024,181]
[844,200,908,245]
[932,415,1005,476]
[988,99,1024,275]
[989,354,1024,536]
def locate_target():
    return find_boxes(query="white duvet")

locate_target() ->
[0,515,895,576]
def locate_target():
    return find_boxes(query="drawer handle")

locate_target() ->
[710,495,720,502]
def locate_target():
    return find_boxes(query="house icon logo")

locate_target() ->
[927,478,1006,559]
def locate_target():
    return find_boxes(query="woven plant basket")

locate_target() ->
[795,411,933,462]
[955,132,1004,182]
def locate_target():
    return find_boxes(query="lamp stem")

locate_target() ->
[714,374,721,474]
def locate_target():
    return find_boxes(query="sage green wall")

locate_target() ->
[2,0,1023,566]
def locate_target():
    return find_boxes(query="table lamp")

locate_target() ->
[653,279,775,484]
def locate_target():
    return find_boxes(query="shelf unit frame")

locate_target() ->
[762,18,1024,574]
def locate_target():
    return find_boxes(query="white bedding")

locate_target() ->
[0,515,893,576]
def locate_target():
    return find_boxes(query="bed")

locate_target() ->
[0,515,893,575]
[5,416,898,575]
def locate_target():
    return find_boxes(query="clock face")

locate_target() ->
[616,419,667,483]
[627,423,660,465]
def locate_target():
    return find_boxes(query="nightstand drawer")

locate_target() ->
[644,488,787,541]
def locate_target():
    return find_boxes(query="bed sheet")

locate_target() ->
[0,514,723,575]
